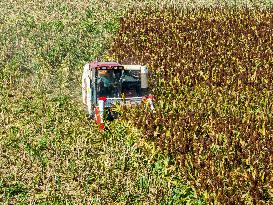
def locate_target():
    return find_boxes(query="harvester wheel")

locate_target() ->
[84,104,95,120]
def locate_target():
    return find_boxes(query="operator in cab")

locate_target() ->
[97,69,122,98]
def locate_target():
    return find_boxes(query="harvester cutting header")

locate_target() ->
[82,61,154,128]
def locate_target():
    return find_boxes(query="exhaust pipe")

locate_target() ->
[141,66,148,96]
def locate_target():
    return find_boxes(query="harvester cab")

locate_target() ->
[82,61,154,128]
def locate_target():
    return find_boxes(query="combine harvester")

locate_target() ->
[82,61,154,129]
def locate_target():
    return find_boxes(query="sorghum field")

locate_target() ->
[1,0,273,204]
[109,5,273,205]
[0,0,204,204]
